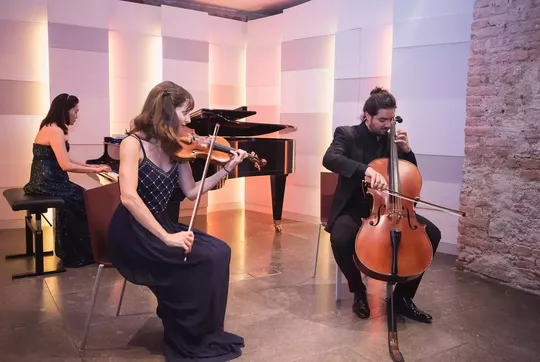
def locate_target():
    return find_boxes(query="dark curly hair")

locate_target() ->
[362,86,396,121]
[128,81,195,158]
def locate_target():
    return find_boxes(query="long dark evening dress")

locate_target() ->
[107,134,244,361]
[23,141,94,267]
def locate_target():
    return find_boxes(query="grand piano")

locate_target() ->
[86,107,296,232]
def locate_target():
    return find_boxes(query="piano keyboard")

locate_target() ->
[98,171,119,182]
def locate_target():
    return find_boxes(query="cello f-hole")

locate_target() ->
[369,204,385,226]
[403,206,418,230]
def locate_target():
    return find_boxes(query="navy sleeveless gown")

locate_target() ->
[23,142,94,267]
[107,135,244,361]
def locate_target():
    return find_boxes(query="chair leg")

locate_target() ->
[116,279,127,317]
[25,211,33,255]
[312,223,322,278]
[336,262,343,302]
[7,211,63,279]
[80,263,104,351]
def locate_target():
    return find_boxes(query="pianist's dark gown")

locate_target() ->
[107,134,244,362]
[23,141,94,267]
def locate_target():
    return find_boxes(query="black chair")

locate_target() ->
[312,172,344,300]
[312,172,367,301]
[3,188,67,279]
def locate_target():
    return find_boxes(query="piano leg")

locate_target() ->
[270,174,288,233]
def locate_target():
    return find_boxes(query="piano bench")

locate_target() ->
[2,188,67,279]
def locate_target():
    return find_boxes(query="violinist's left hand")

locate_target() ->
[200,136,216,145]
[224,149,249,171]
[395,129,411,153]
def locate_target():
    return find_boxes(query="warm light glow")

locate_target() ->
[148,35,163,87]
[320,35,336,172]
[207,43,246,212]
[207,209,246,272]
[39,22,50,114]
[318,230,331,279]
[108,30,119,134]
[237,45,247,209]
[384,25,394,89]
[38,20,52,223]
[108,31,163,135]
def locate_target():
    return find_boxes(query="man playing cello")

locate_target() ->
[322,86,441,322]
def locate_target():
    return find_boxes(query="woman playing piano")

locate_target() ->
[24,93,111,267]
[107,81,246,361]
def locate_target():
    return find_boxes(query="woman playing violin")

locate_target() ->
[107,81,246,361]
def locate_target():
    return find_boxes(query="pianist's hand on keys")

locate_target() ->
[98,170,119,182]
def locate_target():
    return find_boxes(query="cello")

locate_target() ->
[353,116,465,362]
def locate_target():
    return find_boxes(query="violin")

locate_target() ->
[173,129,267,171]
[353,116,465,362]
[180,124,267,262]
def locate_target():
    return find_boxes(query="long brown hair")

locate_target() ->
[128,81,195,158]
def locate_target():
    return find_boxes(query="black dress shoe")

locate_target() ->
[393,296,432,323]
[352,291,370,319]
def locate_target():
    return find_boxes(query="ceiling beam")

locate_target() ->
[121,0,311,22]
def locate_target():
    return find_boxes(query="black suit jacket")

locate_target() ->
[321,122,417,233]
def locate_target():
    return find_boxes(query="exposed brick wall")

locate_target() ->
[458,0,540,294]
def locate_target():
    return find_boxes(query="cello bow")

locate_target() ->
[364,181,466,217]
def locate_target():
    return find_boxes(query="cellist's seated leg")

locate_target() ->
[329,214,370,319]
[392,213,441,323]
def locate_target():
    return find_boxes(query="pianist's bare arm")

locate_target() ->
[177,150,248,201]
[48,126,106,173]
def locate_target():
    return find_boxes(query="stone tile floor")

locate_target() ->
[0,210,538,361]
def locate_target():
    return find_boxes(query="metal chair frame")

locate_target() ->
[79,264,128,350]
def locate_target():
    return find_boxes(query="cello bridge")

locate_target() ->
[386,210,403,221]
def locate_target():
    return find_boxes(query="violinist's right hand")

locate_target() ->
[365,167,388,191]
[163,231,194,253]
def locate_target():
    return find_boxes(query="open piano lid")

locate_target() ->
[188,107,297,137]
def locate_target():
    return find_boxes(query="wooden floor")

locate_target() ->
[0,209,538,361]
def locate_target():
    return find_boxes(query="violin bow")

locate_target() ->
[364,182,466,217]
[184,123,221,261]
